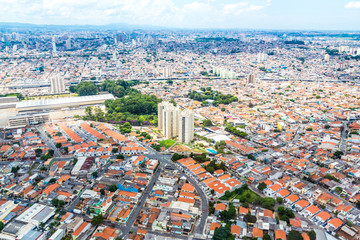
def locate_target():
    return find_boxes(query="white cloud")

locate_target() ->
[223,2,266,15]
[345,1,360,8]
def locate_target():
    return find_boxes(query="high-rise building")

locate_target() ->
[52,37,57,53]
[179,110,194,144]
[158,101,173,130]
[158,101,194,143]
[257,52,267,62]
[162,105,180,139]
[324,54,330,61]
[247,74,256,84]
[65,38,71,50]
[163,66,173,78]
[50,75,65,94]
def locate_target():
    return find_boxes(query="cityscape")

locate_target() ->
[0,1,360,240]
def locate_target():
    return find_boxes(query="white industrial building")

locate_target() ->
[16,94,115,112]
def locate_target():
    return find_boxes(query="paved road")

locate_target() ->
[37,126,61,157]
[119,161,164,239]
[339,121,348,153]
[159,155,209,237]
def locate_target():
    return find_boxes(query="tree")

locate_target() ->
[244,213,257,223]
[49,178,57,184]
[261,198,275,210]
[75,81,98,96]
[333,150,344,159]
[85,106,93,117]
[117,154,125,160]
[264,234,271,240]
[55,143,62,148]
[11,166,20,174]
[0,221,4,232]
[169,99,176,106]
[100,189,105,195]
[92,171,98,178]
[202,119,213,127]
[219,203,236,223]
[35,148,43,157]
[213,226,233,240]
[91,214,104,225]
[308,230,316,240]
[288,230,303,240]
[277,197,284,204]
[257,182,267,191]
[109,185,117,192]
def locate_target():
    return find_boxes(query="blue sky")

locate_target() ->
[0,0,360,30]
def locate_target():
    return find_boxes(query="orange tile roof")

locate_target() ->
[73,222,89,236]
[316,211,331,221]
[275,230,287,240]
[210,222,221,231]
[43,183,60,195]
[252,228,263,238]
[305,205,320,214]
[327,218,343,229]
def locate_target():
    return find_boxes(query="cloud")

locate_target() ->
[223,1,267,15]
[345,1,360,8]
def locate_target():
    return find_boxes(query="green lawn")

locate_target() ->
[159,139,176,149]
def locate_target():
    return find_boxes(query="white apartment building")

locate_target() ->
[163,105,180,139]
[179,110,194,144]
[50,75,65,94]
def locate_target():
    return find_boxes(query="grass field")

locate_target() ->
[159,139,176,149]
[220,188,260,201]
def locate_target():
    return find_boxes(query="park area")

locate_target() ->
[159,139,176,149]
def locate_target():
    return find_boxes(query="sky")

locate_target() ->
[0,0,360,30]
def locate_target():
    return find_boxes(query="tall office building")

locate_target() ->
[65,38,71,50]
[247,74,256,84]
[158,101,173,130]
[52,37,57,53]
[162,105,180,139]
[179,110,194,144]
[50,75,65,94]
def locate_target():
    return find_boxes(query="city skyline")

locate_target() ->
[0,0,360,30]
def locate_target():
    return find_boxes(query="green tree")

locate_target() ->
[288,230,303,240]
[75,81,98,96]
[264,234,271,240]
[100,189,105,195]
[257,182,267,191]
[0,221,4,232]
[213,226,233,240]
[109,185,117,192]
[35,148,43,157]
[308,231,316,240]
[202,119,213,127]
[55,143,62,148]
[277,197,284,204]
[261,197,275,210]
[92,171,98,178]
[91,214,104,225]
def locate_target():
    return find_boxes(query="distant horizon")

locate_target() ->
[0,21,360,33]
[0,0,360,31]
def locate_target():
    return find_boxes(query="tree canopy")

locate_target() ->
[188,87,238,106]
[72,81,98,96]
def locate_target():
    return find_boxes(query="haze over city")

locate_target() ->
[0,1,360,240]
[0,0,360,30]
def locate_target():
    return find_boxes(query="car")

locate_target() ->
[203,209,205,212]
